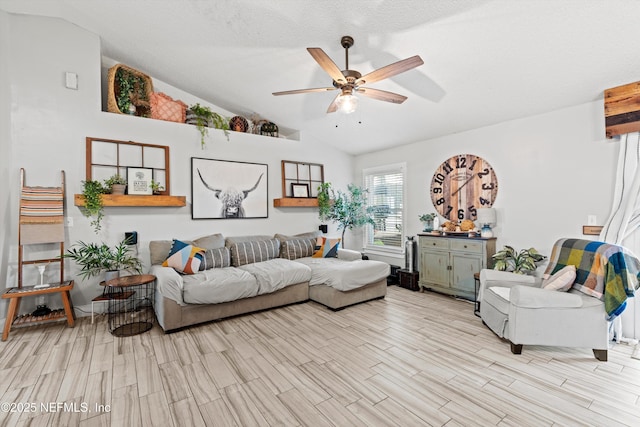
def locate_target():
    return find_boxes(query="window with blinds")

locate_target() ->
[363,163,405,252]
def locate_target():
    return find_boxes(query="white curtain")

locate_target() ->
[600,132,640,342]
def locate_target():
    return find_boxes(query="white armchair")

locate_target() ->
[477,237,640,361]
[479,269,609,360]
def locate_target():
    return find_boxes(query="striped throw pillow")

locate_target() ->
[281,238,316,260]
[199,247,231,270]
[230,239,280,267]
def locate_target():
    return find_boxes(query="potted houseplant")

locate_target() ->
[492,246,547,274]
[419,213,437,232]
[63,237,142,281]
[150,179,164,195]
[104,174,127,195]
[316,182,375,246]
[186,103,230,147]
[80,180,107,234]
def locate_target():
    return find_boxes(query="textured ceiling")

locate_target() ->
[3,0,640,155]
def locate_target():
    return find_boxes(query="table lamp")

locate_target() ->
[476,208,497,238]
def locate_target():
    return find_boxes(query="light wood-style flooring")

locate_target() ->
[1,286,640,427]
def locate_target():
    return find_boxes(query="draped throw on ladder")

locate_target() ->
[20,186,64,224]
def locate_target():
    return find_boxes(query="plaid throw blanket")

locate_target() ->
[546,238,640,319]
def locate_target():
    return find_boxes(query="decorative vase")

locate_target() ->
[422,220,433,232]
[104,270,120,283]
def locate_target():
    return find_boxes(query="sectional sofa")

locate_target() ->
[148,232,390,332]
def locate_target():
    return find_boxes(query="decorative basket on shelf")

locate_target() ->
[229,116,249,132]
[260,121,279,137]
[149,92,187,123]
[107,64,154,117]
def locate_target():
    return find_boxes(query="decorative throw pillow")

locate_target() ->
[162,239,205,274]
[199,247,231,270]
[312,237,341,258]
[281,238,316,260]
[230,239,280,267]
[542,265,576,291]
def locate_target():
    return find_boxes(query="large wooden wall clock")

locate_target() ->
[430,154,498,221]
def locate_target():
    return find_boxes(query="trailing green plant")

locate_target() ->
[317,182,332,223]
[150,179,165,194]
[316,182,375,246]
[115,68,148,116]
[63,237,142,280]
[492,246,547,275]
[189,103,230,147]
[81,180,107,234]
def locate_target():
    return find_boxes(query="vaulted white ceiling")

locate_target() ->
[3,0,640,155]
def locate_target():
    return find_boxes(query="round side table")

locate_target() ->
[102,274,156,337]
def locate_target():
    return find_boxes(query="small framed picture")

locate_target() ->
[127,167,153,195]
[291,183,310,198]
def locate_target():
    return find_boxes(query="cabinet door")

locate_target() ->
[451,253,481,295]
[421,250,450,287]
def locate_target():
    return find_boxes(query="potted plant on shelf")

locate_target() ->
[316,182,375,247]
[63,237,143,282]
[104,174,127,195]
[492,246,547,274]
[150,179,165,195]
[419,213,437,232]
[186,103,230,147]
[80,180,107,234]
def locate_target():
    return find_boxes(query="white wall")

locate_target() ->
[355,101,618,264]
[0,11,11,321]
[1,13,353,312]
[354,101,640,339]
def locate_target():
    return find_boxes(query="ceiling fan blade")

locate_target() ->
[356,87,407,104]
[326,93,341,113]
[307,47,346,84]
[356,55,424,86]
[273,87,336,96]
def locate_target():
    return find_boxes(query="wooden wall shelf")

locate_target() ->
[74,194,186,207]
[273,197,318,207]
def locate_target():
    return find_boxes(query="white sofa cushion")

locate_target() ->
[182,267,258,304]
[294,257,390,291]
[238,258,311,295]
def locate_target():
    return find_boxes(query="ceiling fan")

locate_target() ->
[273,36,424,114]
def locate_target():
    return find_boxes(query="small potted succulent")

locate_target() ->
[419,213,437,232]
[104,174,127,195]
[150,179,165,195]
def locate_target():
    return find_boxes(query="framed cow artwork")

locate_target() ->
[191,157,268,219]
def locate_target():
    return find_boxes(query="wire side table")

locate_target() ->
[102,274,156,337]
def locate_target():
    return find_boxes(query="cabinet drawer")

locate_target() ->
[420,237,449,250]
[450,239,483,253]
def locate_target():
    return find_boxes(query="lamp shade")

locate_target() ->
[335,94,358,114]
[476,208,497,226]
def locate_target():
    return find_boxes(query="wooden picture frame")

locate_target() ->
[127,167,153,195]
[191,157,268,219]
[291,183,310,198]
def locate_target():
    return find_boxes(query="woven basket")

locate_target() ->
[107,64,154,116]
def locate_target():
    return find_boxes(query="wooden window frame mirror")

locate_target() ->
[86,137,171,195]
[281,160,324,198]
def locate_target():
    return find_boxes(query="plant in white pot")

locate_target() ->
[63,237,142,281]
[104,174,127,195]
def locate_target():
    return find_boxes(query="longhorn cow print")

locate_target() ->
[197,169,264,218]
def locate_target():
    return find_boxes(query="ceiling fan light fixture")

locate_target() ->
[336,93,358,114]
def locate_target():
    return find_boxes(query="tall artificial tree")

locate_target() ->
[317,183,375,247]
